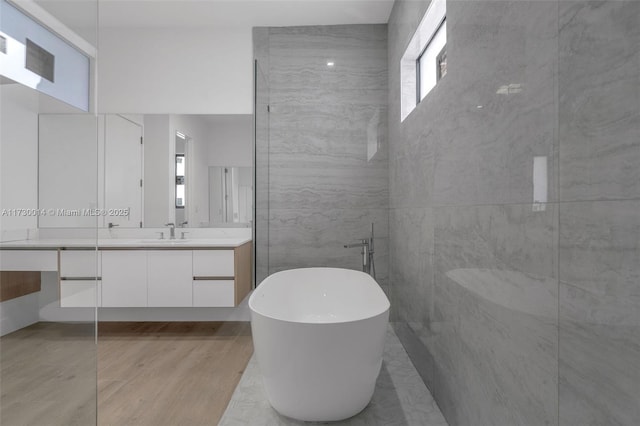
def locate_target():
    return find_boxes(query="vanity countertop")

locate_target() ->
[0,237,252,250]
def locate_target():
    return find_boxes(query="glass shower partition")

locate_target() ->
[254,59,270,285]
[0,0,99,424]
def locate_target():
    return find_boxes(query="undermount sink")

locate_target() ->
[136,239,191,244]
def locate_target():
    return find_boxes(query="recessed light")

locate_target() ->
[327,61,335,67]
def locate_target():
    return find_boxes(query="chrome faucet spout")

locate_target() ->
[344,239,369,273]
[164,222,176,239]
[344,241,367,249]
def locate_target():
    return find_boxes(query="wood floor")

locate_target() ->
[98,322,253,426]
[0,321,254,426]
[0,322,97,426]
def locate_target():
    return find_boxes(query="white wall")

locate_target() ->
[98,28,253,114]
[0,293,40,336]
[206,115,253,167]
[0,84,39,233]
[38,114,100,227]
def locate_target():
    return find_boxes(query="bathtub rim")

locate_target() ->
[249,267,390,325]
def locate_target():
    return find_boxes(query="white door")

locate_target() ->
[105,115,143,227]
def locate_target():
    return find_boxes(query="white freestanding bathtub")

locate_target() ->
[249,267,390,422]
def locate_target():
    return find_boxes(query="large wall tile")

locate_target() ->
[431,204,559,426]
[268,25,387,103]
[388,1,565,424]
[269,167,388,211]
[435,1,558,207]
[267,208,388,285]
[389,207,434,329]
[390,0,559,208]
[389,121,438,209]
[559,1,640,202]
[559,201,640,425]
[390,1,639,425]
[434,204,558,278]
[255,24,389,289]
[268,104,388,168]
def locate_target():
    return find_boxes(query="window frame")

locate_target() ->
[416,17,447,105]
[175,154,185,209]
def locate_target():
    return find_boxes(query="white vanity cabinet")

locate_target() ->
[101,250,147,307]
[60,250,101,276]
[1,240,253,309]
[99,244,251,308]
[193,279,235,307]
[147,250,192,307]
[192,250,236,307]
[0,250,57,271]
[59,250,102,308]
[192,250,234,277]
[194,245,252,307]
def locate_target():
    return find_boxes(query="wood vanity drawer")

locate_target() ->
[193,280,234,307]
[60,279,101,307]
[192,250,234,277]
[60,250,101,277]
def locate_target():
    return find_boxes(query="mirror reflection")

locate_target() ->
[37,113,253,228]
[209,166,253,224]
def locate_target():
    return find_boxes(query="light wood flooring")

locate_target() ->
[0,321,253,426]
[1,322,97,426]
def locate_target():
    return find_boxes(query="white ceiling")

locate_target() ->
[34,0,394,31]
[25,0,395,113]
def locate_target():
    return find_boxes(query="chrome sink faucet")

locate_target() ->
[164,222,175,239]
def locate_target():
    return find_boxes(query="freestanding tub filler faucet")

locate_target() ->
[344,223,376,279]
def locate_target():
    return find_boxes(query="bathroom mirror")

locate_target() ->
[208,166,253,224]
[37,113,253,229]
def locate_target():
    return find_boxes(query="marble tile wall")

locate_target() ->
[558,2,640,424]
[431,204,559,425]
[558,1,640,202]
[558,201,640,425]
[389,0,638,425]
[253,25,389,288]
